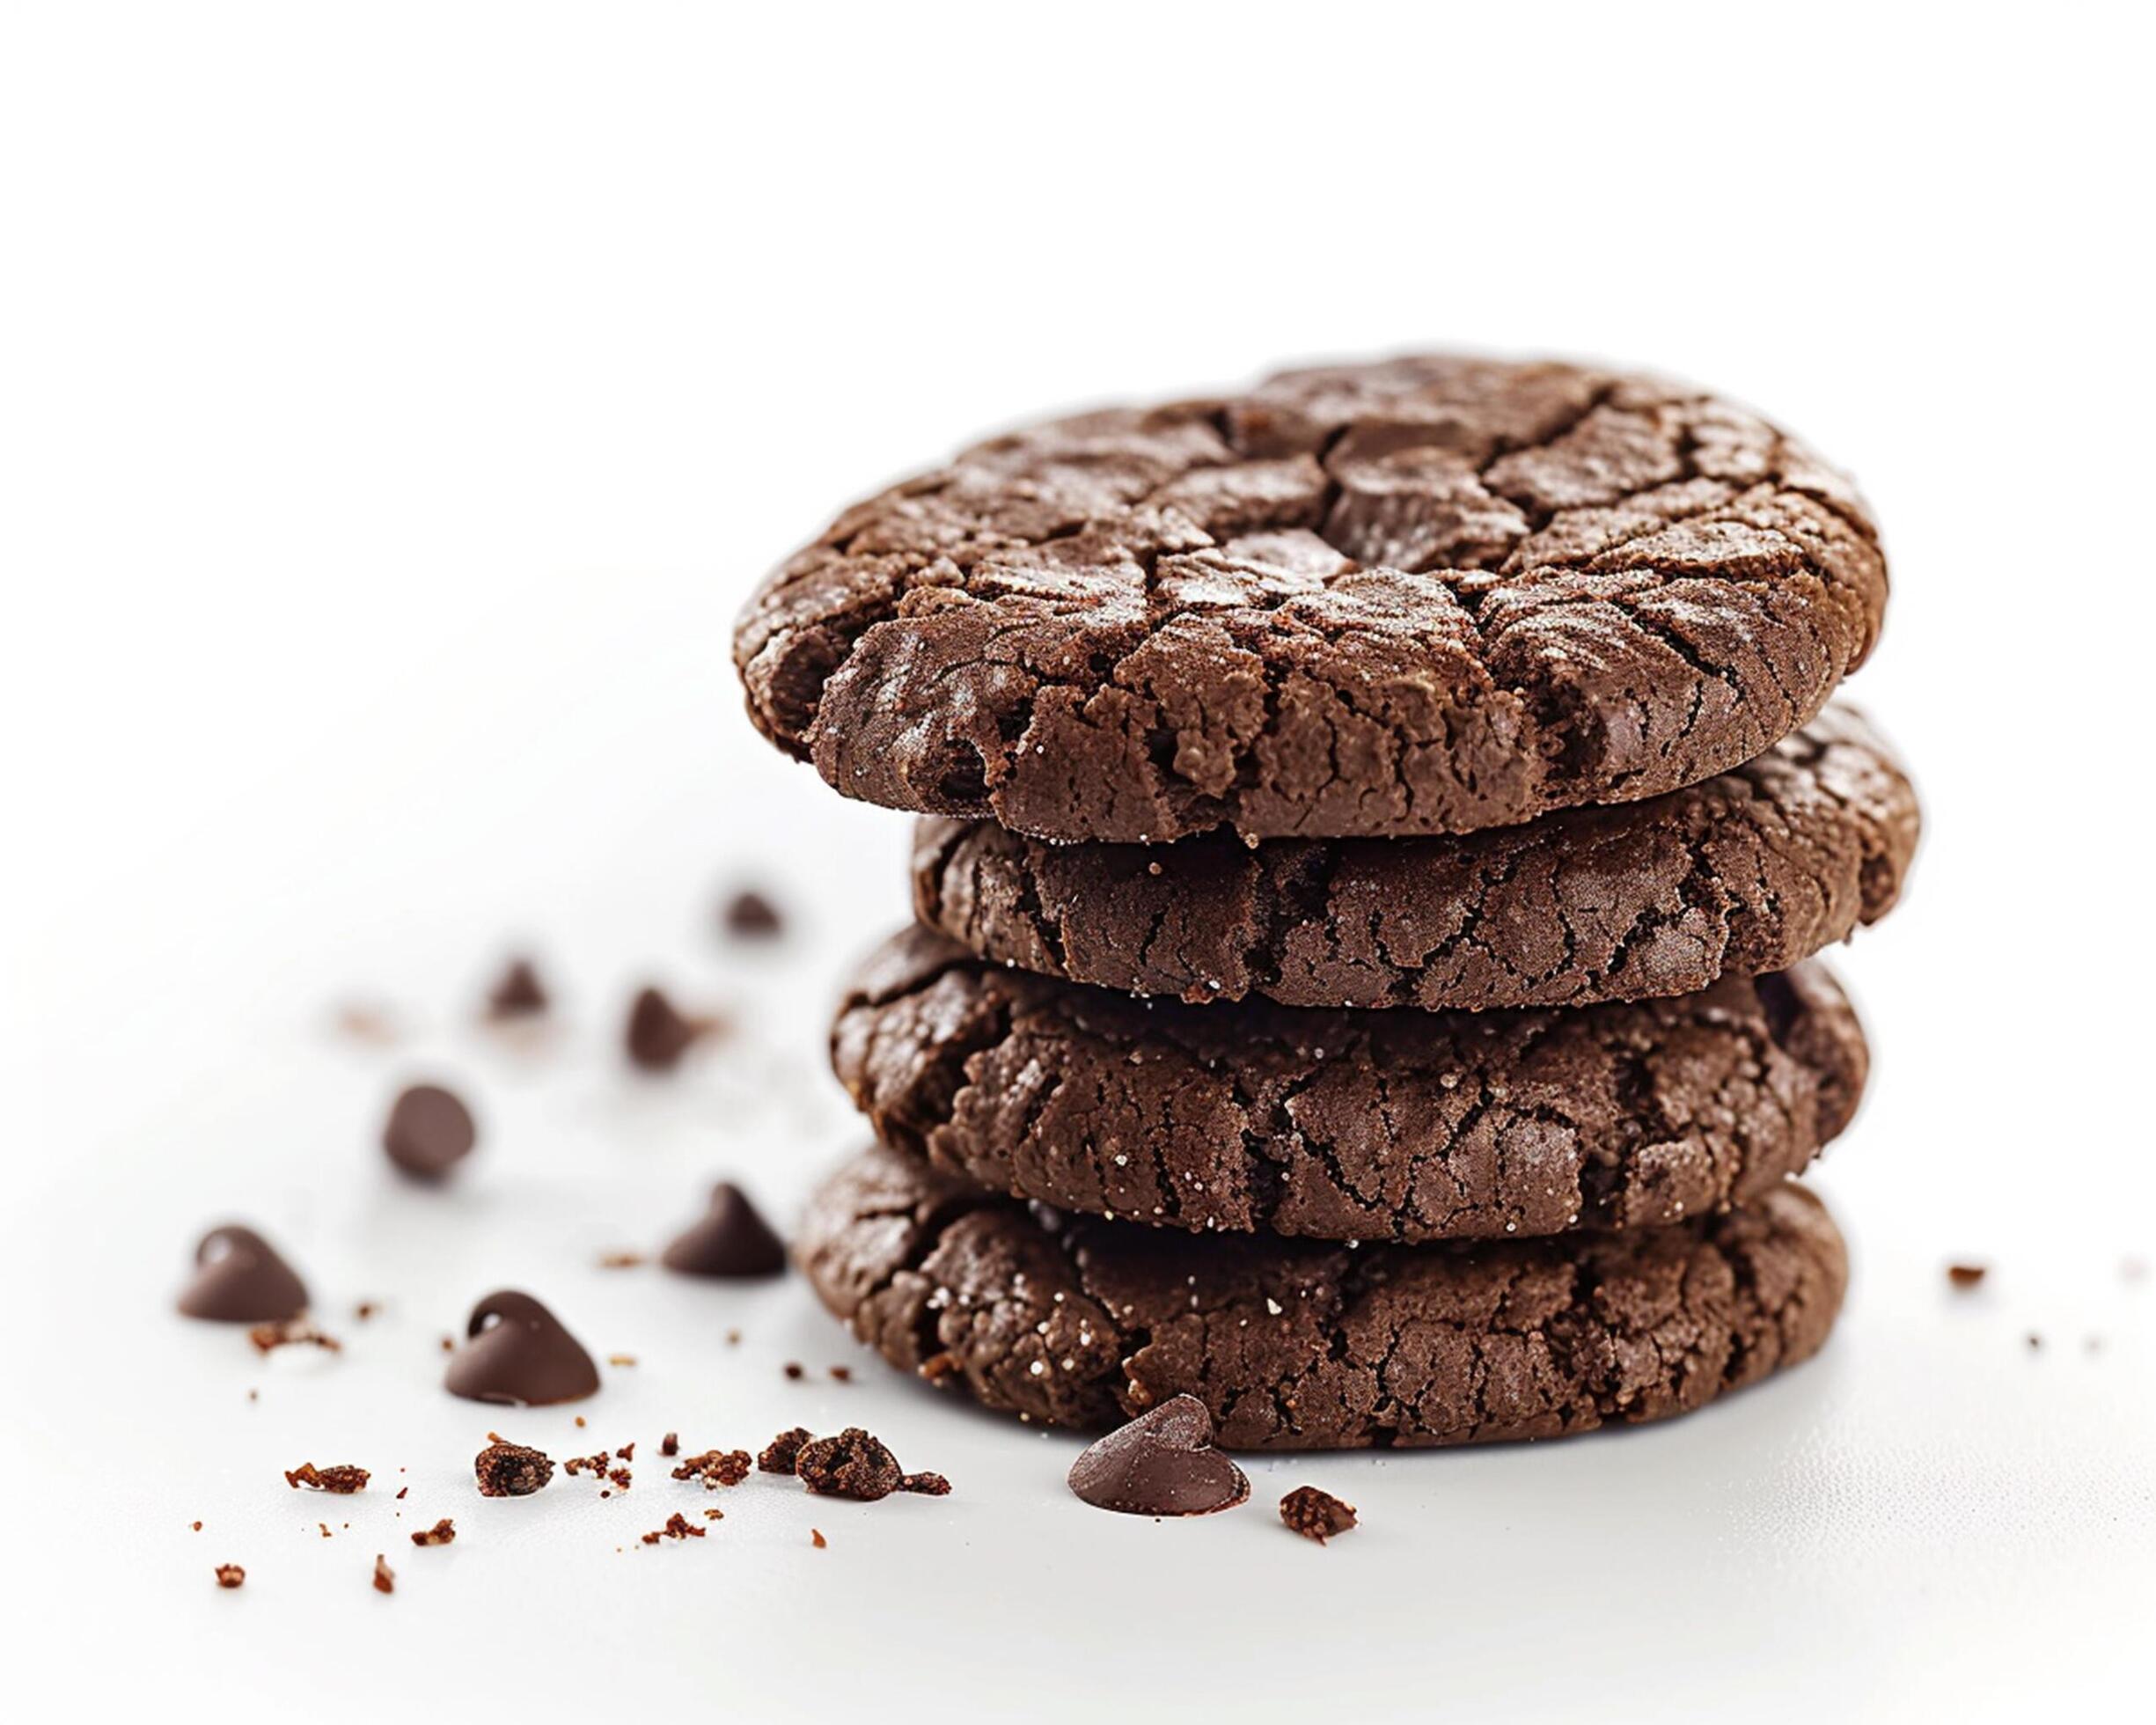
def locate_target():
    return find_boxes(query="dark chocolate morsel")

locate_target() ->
[625,986,706,1072]
[178,1224,310,1324]
[444,1290,600,1406]
[661,1181,788,1278]
[486,958,549,1018]
[1067,1395,1250,1516]
[722,890,784,938]
[382,1083,477,1180]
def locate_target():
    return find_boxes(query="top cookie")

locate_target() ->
[737,355,1888,842]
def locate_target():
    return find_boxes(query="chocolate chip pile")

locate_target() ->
[738,353,1921,1452]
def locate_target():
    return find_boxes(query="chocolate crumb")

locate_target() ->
[574,1416,586,1428]
[371,1554,394,1595]
[473,1441,554,1497]
[607,1354,637,1368]
[810,1529,826,1549]
[485,957,549,1020]
[722,889,784,939]
[319,1523,333,1539]
[1947,1263,1988,1288]
[796,1429,903,1501]
[616,1443,635,1462]
[758,1428,813,1476]
[441,1336,456,1353]
[1279,1486,1358,1544]
[333,1002,400,1046]
[671,1450,751,1489]
[660,1433,679,1457]
[702,1508,723,1521]
[598,1251,647,1270]
[410,1519,456,1547]
[2027,1333,2043,1350]
[609,1467,632,1489]
[725,1329,742,1347]
[395,1486,407,1500]
[355,1302,379,1321]
[783,1362,804,1381]
[250,1319,341,1354]
[215,1564,246,1589]
[640,1512,705,1545]
[899,1472,951,1497]
[828,1365,852,1384]
[284,1463,370,1494]
[191,1521,203,1532]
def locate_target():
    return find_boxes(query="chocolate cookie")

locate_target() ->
[737,355,1887,842]
[913,705,1918,1010]
[798,1143,1848,1450]
[831,929,1866,1244]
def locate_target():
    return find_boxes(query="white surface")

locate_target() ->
[4,4,2152,1719]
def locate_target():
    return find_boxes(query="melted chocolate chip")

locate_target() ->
[485,957,549,1018]
[382,1083,477,1181]
[1067,1395,1250,1517]
[178,1225,310,1324]
[444,1291,599,1406]
[473,1441,554,1497]
[660,1181,788,1278]
[625,986,707,1072]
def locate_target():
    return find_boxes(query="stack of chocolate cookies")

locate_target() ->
[734,355,1918,1450]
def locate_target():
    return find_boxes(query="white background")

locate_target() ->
[4,4,2152,1719]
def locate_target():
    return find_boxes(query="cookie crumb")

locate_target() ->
[607,1354,637,1368]
[783,1362,804,1381]
[2027,1332,2043,1351]
[354,1301,379,1321]
[725,1328,742,1346]
[827,1365,852,1384]
[598,1251,647,1270]
[757,1428,814,1476]
[1279,1486,1358,1544]
[1946,1263,1988,1288]
[371,1554,394,1595]
[191,1521,203,1532]
[796,1428,903,1501]
[640,1512,705,1545]
[810,1529,826,1550]
[660,1432,679,1457]
[702,1507,723,1521]
[722,889,784,939]
[409,1519,456,1547]
[284,1462,370,1494]
[250,1319,341,1354]
[899,1472,951,1497]
[214,1564,246,1589]
[671,1450,751,1489]
[473,1441,554,1497]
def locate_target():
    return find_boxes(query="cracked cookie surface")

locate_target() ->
[798,1143,1848,1450]
[737,355,1888,841]
[831,929,1866,1244]
[914,704,1918,1010]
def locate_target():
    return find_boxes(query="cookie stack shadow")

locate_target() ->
[734,355,1918,1451]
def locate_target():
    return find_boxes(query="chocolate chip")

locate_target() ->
[473,1441,554,1497]
[444,1291,600,1406]
[660,1181,787,1278]
[1067,1395,1250,1517]
[178,1224,310,1324]
[1946,1263,1988,1288]
[485,957,549,1019]
[722,890,784,939]
[1278,1486,1357,1544]
[624,986,708,1072]
[757,1428,812,1475]
[382,1083,477,1181]
[795,1428,902,1501]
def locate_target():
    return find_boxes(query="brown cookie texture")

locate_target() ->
[914,704,1917,1011]
[797,1143,1848,1451]
[830,929,1866,1244]
[736,355,1887,843]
